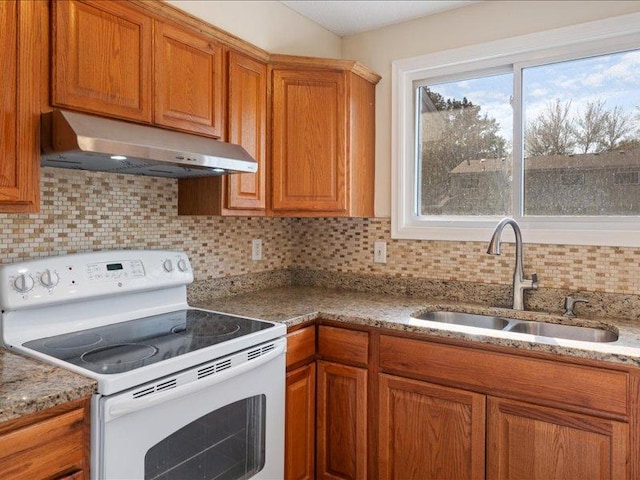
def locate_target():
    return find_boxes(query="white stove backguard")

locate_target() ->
[0,249,193,312]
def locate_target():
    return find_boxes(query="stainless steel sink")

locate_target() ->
[414,311,509,330]
[412,310,618,343]
[505,321,618,343]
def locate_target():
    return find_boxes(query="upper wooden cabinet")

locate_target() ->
[52,0,152,123]
[178,50,267,216]
[154,21,224,138]
[225,51,267,211]
[0,0,44,213]
[271,62,378,217]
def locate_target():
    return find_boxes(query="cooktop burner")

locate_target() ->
[24,309,274,375]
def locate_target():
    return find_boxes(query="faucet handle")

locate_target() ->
[564,296,589,317]
[530,273,538,289]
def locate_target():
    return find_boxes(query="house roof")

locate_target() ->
[450,148,640,174]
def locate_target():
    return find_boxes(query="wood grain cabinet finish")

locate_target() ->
[487,396,629,480]
[317,360,367,480]
[178,50,268,215]
[0,0,43,212]
[271,69,375,217]
[52,0,152,123]
[286,363,316,480]
[318,325,368,367]
[379,374,486,480]
[0,398,90,480]
[225,51,267,212]
[154,21,224,138]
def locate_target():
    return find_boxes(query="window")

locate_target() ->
[393,12,640,246]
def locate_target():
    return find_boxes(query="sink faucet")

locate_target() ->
[487,217,538,310]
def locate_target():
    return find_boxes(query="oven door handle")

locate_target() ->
[105,339,285,422]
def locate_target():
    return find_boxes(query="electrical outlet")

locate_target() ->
[374,241,387,264]
[252,239,262,261]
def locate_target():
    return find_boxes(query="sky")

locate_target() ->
[423,48,640,152]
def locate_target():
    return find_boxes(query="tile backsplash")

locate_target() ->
[3,167,640,298]
[1,168,294,282]
[291,219,640,296]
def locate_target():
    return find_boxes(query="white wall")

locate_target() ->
[165,0,342,58]
[342,1,640,216]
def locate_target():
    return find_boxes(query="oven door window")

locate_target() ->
[144,395,266,480]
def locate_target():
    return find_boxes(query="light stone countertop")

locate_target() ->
[4,284,640,426]
[0,349,96,424]
[194,286,640,367]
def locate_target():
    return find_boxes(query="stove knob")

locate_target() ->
[13,274,35,293]
[163,259,174,272]
[39,269,60,289]
[177,259,188,272]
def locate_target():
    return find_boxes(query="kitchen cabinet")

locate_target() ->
[178,51,267,216]
[52,0,152,123]
[286,363,316,480]
[286,326,316,480]
[0,0,44,213]
[0,398,91,480]
[154,20,224,138]
[316,361,367,480]
[378,374,485,480]
[487,396,628,480]
[271,59,379,217]
[316,326,368,480]
[379,333,632,479]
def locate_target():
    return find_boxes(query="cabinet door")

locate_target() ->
[286,363,316,480]
[317,360,367,480]
[0,404,88,480]
[226,52,267,211]
[154,21,224,138]
[0,0,42,212]
[487,396,629,480]
[379,374,486,480]
[52,0,152,122]
[272,70,347,213]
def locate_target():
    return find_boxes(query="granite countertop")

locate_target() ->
[4,284,640,426]
[194,286,640,367]
[0,349,96,425]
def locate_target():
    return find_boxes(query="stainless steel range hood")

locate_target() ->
[41,109,258,178]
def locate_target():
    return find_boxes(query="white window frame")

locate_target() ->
[392,12,640,246]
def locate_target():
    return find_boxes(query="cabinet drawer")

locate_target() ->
[287,326,316,369]
[318,325,368,366]
[0,407,86,480]
[379,335,628,417]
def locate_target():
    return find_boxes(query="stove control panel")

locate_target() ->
[86,259,146,282]
[0,250,193,311]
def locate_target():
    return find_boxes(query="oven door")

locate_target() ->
[94,338,285,480]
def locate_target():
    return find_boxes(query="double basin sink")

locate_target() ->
[412,311,618,343]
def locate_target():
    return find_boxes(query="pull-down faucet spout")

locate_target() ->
[487,218,538,311]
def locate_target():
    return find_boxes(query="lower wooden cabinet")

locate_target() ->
[0,398,90,480]
[487,396,629,480]
[316,360,367,480]
[379,374,485,480]
[285,323,638,479]
[286,363,316,480]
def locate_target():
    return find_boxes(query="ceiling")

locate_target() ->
[281,1,478,37]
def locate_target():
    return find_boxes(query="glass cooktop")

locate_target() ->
[23,309,274,375]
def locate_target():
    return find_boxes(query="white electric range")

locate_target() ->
[0,250,286,480]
